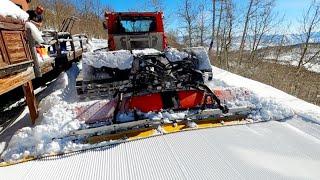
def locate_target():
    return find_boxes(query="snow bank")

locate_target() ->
[83,50,133,70]
[0,0,29,21]
[25,22,44,43]
[208,66,320,123]
[0,64,87,162]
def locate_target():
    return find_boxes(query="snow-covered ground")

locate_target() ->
[208,66,320,123]
[2,119,320,180]
[264,49,320,73]
[1,42,320,164]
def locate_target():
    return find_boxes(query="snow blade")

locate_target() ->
[69,106,252,143]
[0,106,252,167]
[70,106,251,136]
[86,113,252,144]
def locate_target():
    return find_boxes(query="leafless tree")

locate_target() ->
[248,0,276,62]
[296,0,320,72]
[31,0,112,38]
[150,0,164,11]
[215,1,223,64]
[198,3,206,46]
[238,0,257,64]
[214,0,234,69]
[209,0,216,51]
[178,0,197,47]
[195,0,211,46]
[222,0,234,69]
[270,21,290,62]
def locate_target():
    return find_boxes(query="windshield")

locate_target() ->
[119,18,156,33]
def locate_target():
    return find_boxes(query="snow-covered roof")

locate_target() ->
[1,120,320,179]
[0,0,29,21]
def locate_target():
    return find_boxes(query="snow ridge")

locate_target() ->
[209,66,320,123]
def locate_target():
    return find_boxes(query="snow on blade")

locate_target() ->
[165,47,212,71]
[0,0,29,21]
[82,50,133,70]
[132,48,161,56]
[165,47,188,62]
[186,47,213,71]
[87,38,108,52]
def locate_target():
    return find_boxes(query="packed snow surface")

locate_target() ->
[1,47,320,163]
[0,0,29,21]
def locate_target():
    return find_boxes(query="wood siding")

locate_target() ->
[2,31,28,64]
[0,18,32,69]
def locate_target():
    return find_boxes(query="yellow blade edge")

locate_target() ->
[88,117,249,144]
[0,156,36,167]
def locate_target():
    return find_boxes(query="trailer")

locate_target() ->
[31,16,87,77]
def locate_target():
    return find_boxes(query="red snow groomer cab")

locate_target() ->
[103,12,167,51]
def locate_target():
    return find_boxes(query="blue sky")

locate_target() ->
[102,0,315,33]
[275,0,314,30]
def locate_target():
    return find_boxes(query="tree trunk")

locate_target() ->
[209,0,216,51]
[239,0,254,64]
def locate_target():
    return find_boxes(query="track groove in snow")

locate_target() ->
[1,120,320,179]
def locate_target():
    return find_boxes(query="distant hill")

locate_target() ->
[232,32,320,49]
